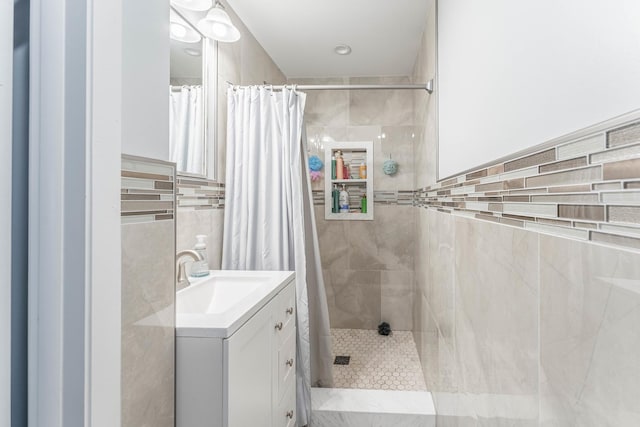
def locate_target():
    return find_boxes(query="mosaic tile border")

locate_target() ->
[121,155,176,224]
[312,190,414,206]
[416,120,640,252]
[176,176,225,210]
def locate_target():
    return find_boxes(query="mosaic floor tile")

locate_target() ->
[331,328,427,391]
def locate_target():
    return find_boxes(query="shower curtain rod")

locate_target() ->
[228,79,434,94]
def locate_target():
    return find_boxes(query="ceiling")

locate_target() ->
[225,0,430,78]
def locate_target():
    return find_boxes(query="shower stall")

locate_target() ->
[298,78,429,393]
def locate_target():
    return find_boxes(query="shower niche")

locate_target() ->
[324,141,374,220]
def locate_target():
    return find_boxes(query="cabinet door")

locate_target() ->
[224,302,273,427]
[275,379,296,427]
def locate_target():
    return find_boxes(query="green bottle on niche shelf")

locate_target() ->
[332,184,340,213]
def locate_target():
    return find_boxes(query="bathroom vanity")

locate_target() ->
[176,270,297,427]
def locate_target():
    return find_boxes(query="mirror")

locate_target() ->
[169,8,214,178]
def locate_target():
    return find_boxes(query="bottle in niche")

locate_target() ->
[339,185,350,213]
[336,150,344,179]
[359,161,367,179]
[332,184,340,213]
[331,154,337,179]
[191,234,210,277]
[343,163,349,180]
[361,194,367,213]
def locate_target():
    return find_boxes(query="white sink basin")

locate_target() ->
[176,270,295,338]
[177,275,267,315]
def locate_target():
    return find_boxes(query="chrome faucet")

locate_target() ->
[176,249,204,288]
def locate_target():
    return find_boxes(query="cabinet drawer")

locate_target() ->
[277,328,296,402]
[274,379,296,427]
[274,283,296,345]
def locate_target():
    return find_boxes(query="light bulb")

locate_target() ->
[211,22,228,37]
[171,23,187,38]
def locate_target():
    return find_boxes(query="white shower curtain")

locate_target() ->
[222,86,333,426]
[169,85,204,174]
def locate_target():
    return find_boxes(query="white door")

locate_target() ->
[0,1,14,425]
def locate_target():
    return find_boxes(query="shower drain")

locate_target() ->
[334,355,351,365]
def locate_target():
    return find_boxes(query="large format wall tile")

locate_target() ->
[121,156,176,427]
[358,207,414,286]
[317,205,415,329]
[122,219,175,427]
[176,208,224,279]
[290,77,350,127]
[349,77,414,127]
[453,217,539,425]
[427,210,455,348]
[376,126,416,191]
[539,236,640,427]
[381,270,414,330]
[314,206,350,272]
[325,269,382,330]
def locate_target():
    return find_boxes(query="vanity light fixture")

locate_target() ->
[334,44,352,55]
[171,0,212,12]
[197,1,241,42]
[170,21,202,43]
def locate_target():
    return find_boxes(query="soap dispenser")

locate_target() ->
[190,235,210,277]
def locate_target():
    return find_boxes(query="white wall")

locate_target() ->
[0,1,13,425]
[122,0,169,160]
[437,0,640,179]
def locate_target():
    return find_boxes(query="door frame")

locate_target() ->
[29,0,122,425]
[1,1,14,425]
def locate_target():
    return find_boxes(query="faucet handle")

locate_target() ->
[177,260,190,287]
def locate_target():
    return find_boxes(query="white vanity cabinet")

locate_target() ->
[176,277,296,427]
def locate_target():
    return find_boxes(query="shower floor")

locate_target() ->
[331,328,427,391]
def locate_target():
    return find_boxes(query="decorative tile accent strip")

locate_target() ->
[607,122,640,148]
[414,119,640,252]
[311,190,415,206]
[121,155,176,223]
[176,176,225,210]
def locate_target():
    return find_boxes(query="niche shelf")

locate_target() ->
[324,141,374,221]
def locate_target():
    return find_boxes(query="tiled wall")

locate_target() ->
[315,205,414,330]
[411,2,640,425]
[290,76,417,331]
[415,209,640,426]
[120,156,176,427]
[175,177,225,289]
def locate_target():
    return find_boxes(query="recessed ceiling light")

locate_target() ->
[334,44,352,55]
[184,48,202,56]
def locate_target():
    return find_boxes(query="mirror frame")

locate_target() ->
[170,6,218,181]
